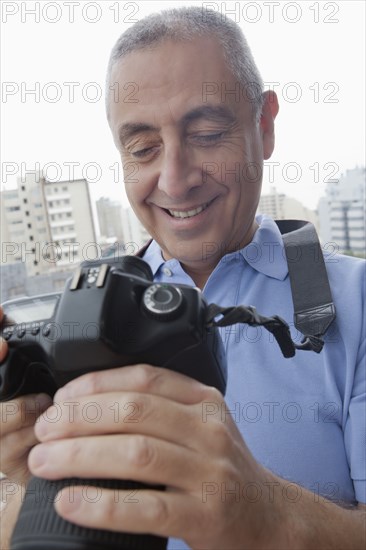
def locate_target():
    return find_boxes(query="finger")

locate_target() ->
[35,391,226,454]
[54,485,203,543]
[1,393,53,436]
[55,363,210,404]
[1,424,40,465]
[0,424,41,483]
[29,434,205,491]
[0,337,8,362]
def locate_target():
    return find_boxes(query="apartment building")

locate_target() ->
[121,207,151,251]
[317,167,365,253]
[258,187,319,229]
[1,172,96,276]
[96,196,125,242]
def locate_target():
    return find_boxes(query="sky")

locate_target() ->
[1,0,365,210]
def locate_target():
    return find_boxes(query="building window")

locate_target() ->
[23,198,28,204]
[27,223,32,228]
[29,235,34,241]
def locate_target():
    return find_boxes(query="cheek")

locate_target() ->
[124,168,147,207]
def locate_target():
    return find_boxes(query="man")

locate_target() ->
[1,7,365,549]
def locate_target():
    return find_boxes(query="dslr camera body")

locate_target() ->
[0,255,227,403]
[0,256,228,550]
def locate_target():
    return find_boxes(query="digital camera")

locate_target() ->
[0,255,228,550]
[0,255,297,550]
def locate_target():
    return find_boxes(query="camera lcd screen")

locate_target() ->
[4,295,59,324]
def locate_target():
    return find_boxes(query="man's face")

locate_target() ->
[108,36,277,270]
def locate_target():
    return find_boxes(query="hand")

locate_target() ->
[0,306,53,486]
[28,364,283,550]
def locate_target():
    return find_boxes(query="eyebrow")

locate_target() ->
[181,105,236,126]
[117,104,236,146]
[118,123,157,146]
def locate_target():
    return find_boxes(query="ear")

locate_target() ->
[260,90,279,160]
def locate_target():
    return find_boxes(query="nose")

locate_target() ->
[157,141,202,200]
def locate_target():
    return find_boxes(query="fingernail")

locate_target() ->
[29,444,49,472]
[55,488,82,516]
[35,407,56,438]
[55,384,74,401]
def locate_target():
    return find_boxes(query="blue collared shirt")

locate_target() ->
[142,215,365,549]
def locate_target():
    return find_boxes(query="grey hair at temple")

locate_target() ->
[105,6,265,121]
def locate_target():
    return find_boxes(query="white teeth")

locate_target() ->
[168,202,209,219]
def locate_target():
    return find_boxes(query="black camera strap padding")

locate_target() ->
[275,220,336,351]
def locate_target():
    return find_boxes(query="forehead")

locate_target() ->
[107,36,252,136]
[111,35,231,89]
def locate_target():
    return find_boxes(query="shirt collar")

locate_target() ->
[238,214,289,280]
[142,215,289,281]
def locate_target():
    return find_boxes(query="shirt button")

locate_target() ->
[162,267,172,277]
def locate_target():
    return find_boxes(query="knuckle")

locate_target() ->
[124,392,151,422]
[200,385,222,403]
[127,435,155,468]
[146,492,170,526]
[133,364,163,392]
[81,371,103,395]
[66,439,83,464]
[208,420,232,452]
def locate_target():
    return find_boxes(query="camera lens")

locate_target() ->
[142,284,183,320]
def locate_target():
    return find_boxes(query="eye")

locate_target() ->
[130,145,160,160]
[192,132,226,145]
[131,148,153,158]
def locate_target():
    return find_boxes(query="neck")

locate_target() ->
[180,263,216,290]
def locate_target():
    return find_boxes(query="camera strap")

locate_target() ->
[205,303,297,358]
[205,220,336,357]
[275,220,336,352]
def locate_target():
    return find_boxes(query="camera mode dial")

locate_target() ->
[142,284,183,321]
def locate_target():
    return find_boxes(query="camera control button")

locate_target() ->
[16,328,26,339]
[3,328,14,341]
[142,284,183,321]
[42,324,51,337]
[87,267,100,285]
[31,325,40,336]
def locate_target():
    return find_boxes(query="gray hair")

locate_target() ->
[106,6,264,120]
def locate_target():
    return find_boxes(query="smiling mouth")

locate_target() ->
[165,201,212,219]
